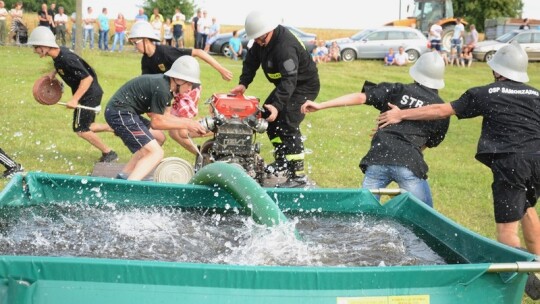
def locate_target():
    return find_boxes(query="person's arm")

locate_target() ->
[301,92,366,113]
[191,48,233,81]
[377,103,455,128]
[65,76,93,109]
[147,112,206,135]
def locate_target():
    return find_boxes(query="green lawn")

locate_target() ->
[1,45,539,302]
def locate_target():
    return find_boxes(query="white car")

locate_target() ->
[472,29,540,62]
[330,26,430,62]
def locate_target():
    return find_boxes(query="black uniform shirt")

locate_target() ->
[451,80,540,166]
[53,47,103,104]
[239,25,319,111]
[361,81,450,179]
[107,74,172,115]
[141,44,192,74]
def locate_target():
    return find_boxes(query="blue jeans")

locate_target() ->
[111,32,125,51]
[98,29,109,50]
[362,165,433,207]
[451,38,462,54]
[84,28,94,49]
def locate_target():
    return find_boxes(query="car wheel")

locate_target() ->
[406,49,420,62]
[484,51,496,62]
[220,43,231,57]
[341,49,356,62]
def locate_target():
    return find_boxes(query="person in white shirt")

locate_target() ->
[0,1,8,45]
[54,6,68,46]
[393,46,409,66]
[428,23,442,51]
[203,17,220,52]
[83,6,96,49]
[451,17,465,54]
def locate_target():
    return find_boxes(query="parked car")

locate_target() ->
[472,29,540,62]
[208,25,317,57]
[330,26,430,62]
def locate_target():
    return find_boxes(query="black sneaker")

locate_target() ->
[526,273,540,300]
[2,164,24,179]
[99,150,119,163]
[276,176,308,188]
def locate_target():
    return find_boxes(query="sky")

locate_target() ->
[83,0,540,30]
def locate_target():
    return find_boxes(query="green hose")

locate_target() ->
[190,162,298,237]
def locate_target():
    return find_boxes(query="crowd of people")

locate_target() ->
[428,18,478,68]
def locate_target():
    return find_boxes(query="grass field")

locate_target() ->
[0,36,539,302]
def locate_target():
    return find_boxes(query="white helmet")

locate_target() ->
[245,10,279,40]
[409,51,445,89]
[164,56,201,84]
[27,26,59,48]
[487,41,529,83]
[128,21,160,41]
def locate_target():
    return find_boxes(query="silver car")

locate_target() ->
[331,26,429,62]
[472,29,540,62]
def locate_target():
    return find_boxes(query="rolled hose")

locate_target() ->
[190,162,299,238]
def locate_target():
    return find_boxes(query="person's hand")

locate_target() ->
[186,119,207,135]
[230,84,246,95]
[377,103,402,128]
[301,100,320,113]
[263,104,278,122]
[219,67,233,81]
[65,98,79,109]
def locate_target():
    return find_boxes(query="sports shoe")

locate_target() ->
[2,164,24,179]
[99,150,119,163]
[265,161,288,174]
[526,273,540,300]
[276,176,308,188]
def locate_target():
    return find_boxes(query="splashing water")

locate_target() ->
[0,203,445,266]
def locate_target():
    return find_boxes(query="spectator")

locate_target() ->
[83,6,96,49]
[27,26,118,164]
[314,40,329,63]
[465,24,478,50]
[48,3,56,33]
[134,8,147,22]
[97,7,109,51]
[110,13,126,52]
[228,30,246,60]
[196,10,209,49]
[328,41,341,62]
[53,6,68,46]
[428,22,442,51]
[173,7,185,24]
[149,7,163,44]
[191,9,202,48]
[460,45,473,68]
[172,14,184,48]
[163,18,172,46]
[384,48,395,66]
[519,18,530,30]
[9,1,24,45]
[0,148,23,178]
[0,1,9,45]
[377,42,540,256]
[302,52,449,207]
[393,46,409,66]
[451,17,465,55]
[37,3,51,27]
[204,16,219,52]
[104,56,207,180]
[448,47,460,66]
[70,11,76,48]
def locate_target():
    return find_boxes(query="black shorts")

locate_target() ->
[490,154,540,223]
[72,94,102,132]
